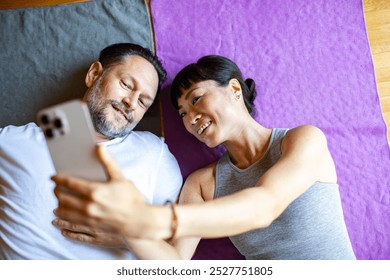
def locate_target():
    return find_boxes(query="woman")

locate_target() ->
[53,55,356,259]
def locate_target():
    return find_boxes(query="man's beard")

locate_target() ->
[86,75,137,139]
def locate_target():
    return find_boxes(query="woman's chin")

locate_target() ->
[202,138,220,149]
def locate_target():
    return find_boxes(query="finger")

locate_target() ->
[54,185,90,212]
[52,218,94,234]
[52,174,95,197]
[96,145,125,180]
[54,207,84,224]
[54,206,94,227]
[55,205,115,232]
[61,229,97,244]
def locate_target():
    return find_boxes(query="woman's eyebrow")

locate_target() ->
[184,87,200,100]
[178,87,199,110]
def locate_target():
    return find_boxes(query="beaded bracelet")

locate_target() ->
[164,200,178,241]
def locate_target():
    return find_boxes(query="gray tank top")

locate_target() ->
[215,128,356,259]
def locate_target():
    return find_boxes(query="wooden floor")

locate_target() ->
[364,0,390,142]
[0,0,87,9]
[1,0,389,141]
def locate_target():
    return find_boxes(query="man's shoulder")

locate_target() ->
[0,122,42,141]
[124,130,165,147]
[0,122,47,158]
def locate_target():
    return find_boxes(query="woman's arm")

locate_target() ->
[170,125,335,238]
[53,125,333,240]
[52,215,200,259]
[132,125,333,238]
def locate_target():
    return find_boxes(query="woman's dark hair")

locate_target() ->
[99,43,167,88]
[170,55,257,115]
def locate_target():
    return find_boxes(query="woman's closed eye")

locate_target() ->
[192,95,202,105]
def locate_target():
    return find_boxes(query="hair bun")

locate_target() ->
[244,78,257,102]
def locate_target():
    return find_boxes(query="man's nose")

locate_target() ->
[122,94,138,111]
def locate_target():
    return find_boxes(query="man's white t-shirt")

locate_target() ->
[0,123,182,259]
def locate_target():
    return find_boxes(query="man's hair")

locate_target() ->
[99,43,167,88]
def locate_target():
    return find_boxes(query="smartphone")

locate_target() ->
[36,99,107,181]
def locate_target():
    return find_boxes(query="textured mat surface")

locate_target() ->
[152,0,390,259]
[0,0,162,135]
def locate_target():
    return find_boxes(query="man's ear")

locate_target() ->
[85,61,104,87]
[229,78,242,94]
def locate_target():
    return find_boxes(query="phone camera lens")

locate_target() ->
[45,128,54,138]
[41,114,50,125]
[54,118,63,128]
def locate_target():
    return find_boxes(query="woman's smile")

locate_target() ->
[197,121,212,135]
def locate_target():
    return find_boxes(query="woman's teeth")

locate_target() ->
[198,121,211,135]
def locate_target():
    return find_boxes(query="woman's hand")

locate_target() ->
[52,217,127,248]
[52,145,154,239]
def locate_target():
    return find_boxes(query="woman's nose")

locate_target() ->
[190,113,201,125]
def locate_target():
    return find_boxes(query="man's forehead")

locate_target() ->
[116,56,159,95]
[123,55,154,68]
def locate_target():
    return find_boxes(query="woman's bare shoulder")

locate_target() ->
[180,162,217,203]
[286,125,325,138]
[188,161,217,180]
[283,125,328,151]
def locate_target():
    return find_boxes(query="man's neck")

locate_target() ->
[94,132,110,143]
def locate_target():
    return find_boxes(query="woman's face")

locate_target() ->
[177,79,241,148]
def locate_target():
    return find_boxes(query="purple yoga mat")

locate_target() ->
[151,0,390,259]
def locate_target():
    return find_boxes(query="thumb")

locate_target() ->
[96,145,125,181]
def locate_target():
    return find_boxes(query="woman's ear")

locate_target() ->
[85,61,104,87]
[229,78,242,94]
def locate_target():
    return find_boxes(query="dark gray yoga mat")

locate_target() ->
[0,0,162,136]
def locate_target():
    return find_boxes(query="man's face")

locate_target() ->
[84,55,159,139]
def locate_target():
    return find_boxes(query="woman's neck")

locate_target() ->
[224,119,272,169]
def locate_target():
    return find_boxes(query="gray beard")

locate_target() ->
[86,75,137,139]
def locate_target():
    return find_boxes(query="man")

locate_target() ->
[0,43,182,259]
